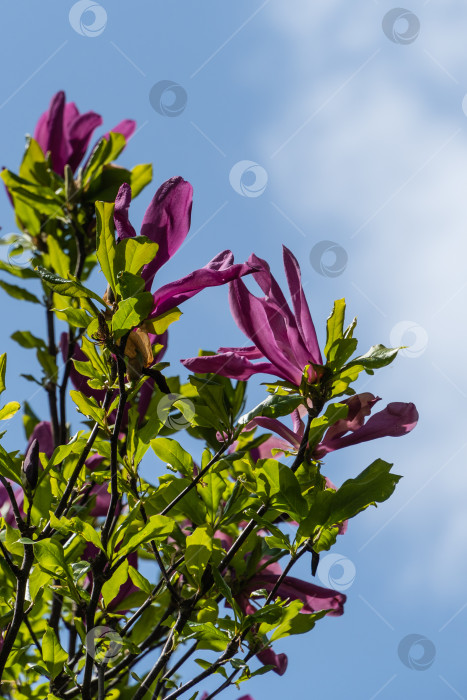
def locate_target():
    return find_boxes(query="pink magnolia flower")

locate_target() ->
[113,181,259,317]
[244,393,418,460]
[33,90,135,176]
[0,484,23,528]
[27,420,55,459]
[181,246,322,385]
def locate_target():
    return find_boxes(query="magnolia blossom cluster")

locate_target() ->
[0,91,419,694]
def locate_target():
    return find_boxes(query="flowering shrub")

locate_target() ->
[0,92,418,699]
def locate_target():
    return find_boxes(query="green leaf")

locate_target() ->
[19,136,49,185]
[324,300,359,370]
[185,527,213,587]
[347,344,400,371]
[102,559,129,608]
[42,627,68,680]
[1,170,63,217]
[112,293,153,338]
[198,472,226,525]
[70,390,105,424]
[130,163,153,196]
[53,307,93,328]
[255,459,308,519]
[35,267,104,305]
[114,236,159,278]
[238,394,302,426]
[118,515,174,559]
[48,435,87,466]
[324,298,346,360]
[29,566,52,599]
[0,279,40,304]
[34,540,69,578]
[151,437,194,477]
[270,601,327,641]
[49,512,104,552]
[96,200,117,294]
[82,132,126,183]
[307,402,349,452]
[46,237,70,279]
[84,165,132,203]
[298,459,401,539]
[0,259,38,279]
[331,365,363,398]
[80,336,108,375]
[128,565,153,595]
[0,444,21,483]
[211,567,240,620]
[145,308,182,335]
[37,349,58,382]
[117,271,145,300]
[147,476,206,526]
[323,458,401,525]
[0,402,20,421]
[0,354,6,395]
[11,330,46,350]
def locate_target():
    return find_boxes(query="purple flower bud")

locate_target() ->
[22,438,39,490]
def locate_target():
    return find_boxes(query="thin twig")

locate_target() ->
[160,443,230,518]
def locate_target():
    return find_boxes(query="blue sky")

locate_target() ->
[1,1,466,698]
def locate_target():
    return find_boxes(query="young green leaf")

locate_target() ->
[114,236,159,278]
[238,394,302,426]
[102,559,129,608]
[185,526,213,587]
[151,437,194,477]
[53,307,93,328]
[70,390,105,424]
[11,330,46,350]
[144,308,182,335]
[0,280,41,304]
[49,512,104,552]
[42,627,68,680]
[130,163,153,196]
[198,472,226,525]
[35,267,104,305]
[0,443,21,483]
[46,237,70,279]
[347,344,400,371]
[324,298,346,361]
[117,515,174,559]
[0,402,20,421]
[112,293,153,338]
[255,459,308,519]
[96,200,117,294]
[0,354,6,395]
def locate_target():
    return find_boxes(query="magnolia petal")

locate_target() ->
[106,119,137,142]
[114,183,137,240]
[140,177,193,286]
[181,352,279,381]
[315,401,419,457]
[283,245,322,365]
[67,111,103,172]
[27,421,54,459]
[151,252,257,317]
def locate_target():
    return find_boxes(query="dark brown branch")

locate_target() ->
[45,301,60,449]
[0,543,34,678]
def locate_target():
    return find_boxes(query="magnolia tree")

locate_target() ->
[0,91,418,700]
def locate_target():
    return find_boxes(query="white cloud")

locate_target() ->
[254,0,467,601]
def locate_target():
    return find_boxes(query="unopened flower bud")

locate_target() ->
[22,438,39,491]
